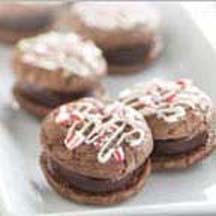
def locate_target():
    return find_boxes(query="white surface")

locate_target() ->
[0,2,216,216]
[182,2,216,52]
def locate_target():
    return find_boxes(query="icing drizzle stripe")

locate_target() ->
[55,99,147,164]
[119,79,212,123]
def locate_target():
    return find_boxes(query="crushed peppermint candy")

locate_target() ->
[72,2,160,31]
[55,98,104,127]
[17,31,106,77]
[55,99,147,164]
[119,79,213,123]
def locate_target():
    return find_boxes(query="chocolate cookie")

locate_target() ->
[12,32,107,118]
[69,2,162,74]
[0,3,58,44]
[119,79,216,170]
[40,98,153,205]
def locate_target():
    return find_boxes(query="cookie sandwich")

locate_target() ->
[69,1,162,74]
[40,98,153,205]
[119,79,216,170]
[12,32,107,118]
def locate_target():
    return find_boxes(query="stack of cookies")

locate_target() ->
[12,32,107,118]
[3,1,215,207]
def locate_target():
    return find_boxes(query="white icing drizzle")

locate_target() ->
[97,102,145,163]
[17,32,106,77]
[55,100,147,164]
[72,2,160,31]
[55,98,104,127]
[119,79,213,123]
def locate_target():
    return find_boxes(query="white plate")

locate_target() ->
[0,2,216,216]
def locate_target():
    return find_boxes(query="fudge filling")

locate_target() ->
[47,156,148,194]
[16,82,100,108]
[103,42,153,65]
[152,130,208,156]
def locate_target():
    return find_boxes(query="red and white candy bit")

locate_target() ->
[55,106,82,126]
[18,32,106,77]
[55,98,104,126]
[65,122,87,149]
[113,147,125,162]
[55,99,147,164]
[83,97,104,108]
[94,136,104,149]
[119,78,212,123]
[55,106,71,126]
[164,92,177,103]
[65,131,85,150]
[97,103,146,164]
[76,98,105,115]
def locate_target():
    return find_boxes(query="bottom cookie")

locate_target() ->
[40,154,151,205]
[152,141,216,171]
[13,85,53,118]
[13,83,105,119]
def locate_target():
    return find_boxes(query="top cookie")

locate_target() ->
[71,2,160,31]
[13,31,107,92]
[41,98,153,179]
[16,31,106,77]
[119,79,213,140]
[69,2,161,49]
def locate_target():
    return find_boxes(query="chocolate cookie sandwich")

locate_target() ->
[119,79,216,170]
[0,3,59,44]
[40,98,153,205]
[12,32,107,118]
[69,1,162,74]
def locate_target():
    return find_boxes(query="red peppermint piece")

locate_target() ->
[70,114,81,122]
[56,114,71,126]
[114,147,125,162]
[94,134,105,148]
[94,142,101,149]
[165,93,176,103]
[59,119,70,126]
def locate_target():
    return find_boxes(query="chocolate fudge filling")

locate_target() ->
[0,12,54,31]
[47,156,147,194]
[16,82,99,108]
[152,131,208,156]
[103,42,153,65]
